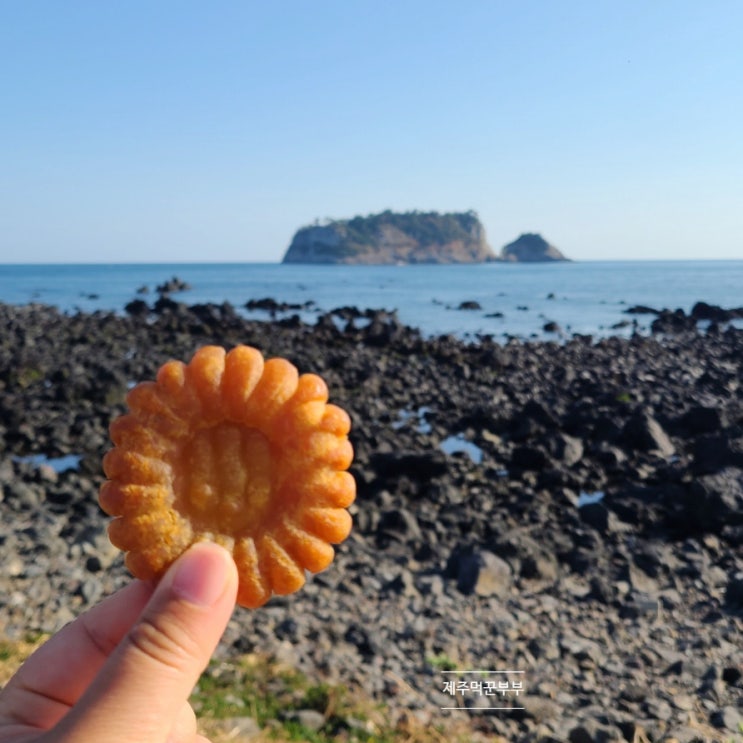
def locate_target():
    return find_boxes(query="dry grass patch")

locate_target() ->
[0,634,47,687]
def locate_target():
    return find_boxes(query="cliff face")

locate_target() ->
[500,233,570,262]
[282,210,496,264]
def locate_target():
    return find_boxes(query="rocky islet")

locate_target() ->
[0,298,742,742]
[282,210,570,265]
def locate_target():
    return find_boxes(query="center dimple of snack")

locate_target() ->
[175,422,274,533]
[99,344,355,608]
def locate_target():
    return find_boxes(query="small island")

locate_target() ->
[499,233,570,262]
[282,210,496,264]
[282,211,571,264]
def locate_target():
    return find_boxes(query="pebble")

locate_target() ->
[217,716,261,738]
[287,709,326,731]
[710,705,742,731]
[671,693,696,711]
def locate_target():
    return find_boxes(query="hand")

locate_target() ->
[0,542,238,742]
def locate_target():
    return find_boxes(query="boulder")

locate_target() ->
[690,301,743,322]
[622,410,675,457]
[651,309,696,334]
[546,432,584,467]
[692,434,743,474]
[686,468,743,532]
[680,405,724,435]
[447,548,512,598]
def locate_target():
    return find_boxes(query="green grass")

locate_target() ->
[191,656,367,741]
[1,638,478,742]
[0,635,47,686]
[426,654,458,672]
[192,654,475,743]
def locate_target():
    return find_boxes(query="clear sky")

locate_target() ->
[1,1,741,263]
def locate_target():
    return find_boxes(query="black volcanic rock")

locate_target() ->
[690,301,743,322]
[155,276,192,294]
[3,299,743,743]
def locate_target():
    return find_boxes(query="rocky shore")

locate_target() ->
[1,298,742,742]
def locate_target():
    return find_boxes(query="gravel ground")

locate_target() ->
[0,299,742,742]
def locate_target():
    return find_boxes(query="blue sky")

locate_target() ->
[1,1,741,262]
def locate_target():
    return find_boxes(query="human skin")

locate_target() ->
[0,542,238,743]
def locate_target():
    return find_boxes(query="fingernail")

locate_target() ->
[171,543,230,607]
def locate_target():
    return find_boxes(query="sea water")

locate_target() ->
[0,261,741,340]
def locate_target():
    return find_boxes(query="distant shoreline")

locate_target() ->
[2,261,743,342]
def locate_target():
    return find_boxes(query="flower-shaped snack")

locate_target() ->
[99,345,355,607]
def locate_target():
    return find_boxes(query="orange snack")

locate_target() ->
[99,345,355,607]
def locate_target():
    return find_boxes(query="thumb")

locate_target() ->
[57,542,238,742]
